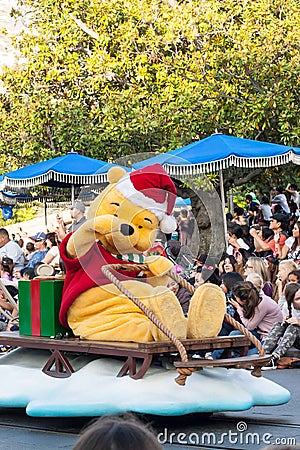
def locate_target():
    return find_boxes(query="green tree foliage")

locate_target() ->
[1,0,299,248]
[0,203,39,227]
[0,0,299,173]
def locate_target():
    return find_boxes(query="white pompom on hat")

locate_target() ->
[115,164,177,233]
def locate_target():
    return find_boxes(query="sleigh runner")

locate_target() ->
[0,332,265,379]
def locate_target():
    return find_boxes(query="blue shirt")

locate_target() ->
[25,250,48,268]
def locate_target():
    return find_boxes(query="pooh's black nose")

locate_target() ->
[120,224,134,236]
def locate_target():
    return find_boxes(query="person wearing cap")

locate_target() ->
[18,232,48,274]
[56,201,87,241]
[0,228,25,272]
[249,213,288,258]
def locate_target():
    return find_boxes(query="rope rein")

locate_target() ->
[101,263,264,385]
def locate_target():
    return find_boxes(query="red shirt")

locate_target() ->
[59,234,142,327]
[267,234,287,257]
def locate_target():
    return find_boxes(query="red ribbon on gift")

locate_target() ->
[30,279,41,336]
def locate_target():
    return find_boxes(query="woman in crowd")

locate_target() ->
[279,220,300,263]
[250,213,287,258]
[229,281,283,348]
[276,259,299,308]
[221,255,237,274]
[244,256,273,297]
[262,255,279,299]
[262,282,300,369]
[220,271,244,324]
[233,248,250,276]
[32,231,60,276]
[41,232,60,266]
[206,272,244,360]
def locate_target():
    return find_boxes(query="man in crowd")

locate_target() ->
[0,228,25,272]
[249,213,288,258]
[56,201,87,241]
[15,232,48,278]
[271,186,290,215]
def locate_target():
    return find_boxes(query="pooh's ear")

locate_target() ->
[108,167,127,184]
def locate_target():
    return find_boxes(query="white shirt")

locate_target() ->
[282,303,300,320]
[227,238,249,255]
[271,193,290,214]
[284,236,300,261]
[0,240,25,271]
[291,191,300,209]
[260,204,272,221]
[46,246,60,266]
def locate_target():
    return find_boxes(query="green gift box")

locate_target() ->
[18,279,68,337]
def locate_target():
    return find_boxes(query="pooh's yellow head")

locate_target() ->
[87,165,177,256]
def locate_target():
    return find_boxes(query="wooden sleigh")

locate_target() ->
[0,265,271,385]
[100,263,271,385]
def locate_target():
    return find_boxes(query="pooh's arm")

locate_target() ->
[143,255,174,287]
[66,216,111,259]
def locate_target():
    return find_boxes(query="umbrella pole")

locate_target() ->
[219,169,227,239]
[44,199,47,227]
[71,185,75,204]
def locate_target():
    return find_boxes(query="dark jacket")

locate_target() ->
[176,286,192,315]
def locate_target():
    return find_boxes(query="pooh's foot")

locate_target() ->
[147,286,187,341]
[187,284,226,339]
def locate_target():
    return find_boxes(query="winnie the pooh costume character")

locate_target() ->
[59,164,226,342]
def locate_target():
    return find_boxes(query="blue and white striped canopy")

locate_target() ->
[2,152,126,188]
[133,133,300,175]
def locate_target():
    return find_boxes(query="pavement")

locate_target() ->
[4,207,73,237]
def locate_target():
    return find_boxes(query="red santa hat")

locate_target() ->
[115,164,177,233]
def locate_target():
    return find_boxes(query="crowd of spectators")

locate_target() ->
[167,184,300,369]
[0,183,300,368]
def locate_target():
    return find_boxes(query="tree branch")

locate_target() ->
[68,13,99,40]
[229,168,264,187]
